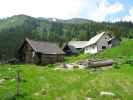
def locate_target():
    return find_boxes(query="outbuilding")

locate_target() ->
[63,41,88,55]
[18,38,64,65]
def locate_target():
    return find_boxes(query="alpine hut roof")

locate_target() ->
[85,32,106,46]
[21,38,64,54]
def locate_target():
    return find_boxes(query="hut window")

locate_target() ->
[32,51,35,57]
[102,46,106,49]
[108,40,111,45]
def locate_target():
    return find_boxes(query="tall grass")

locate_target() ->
[0,64,133,100]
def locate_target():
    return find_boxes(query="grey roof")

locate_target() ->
[68,41,89,49]
[67,32,113,49]
[85,32,105,46]
[25,38,64,54]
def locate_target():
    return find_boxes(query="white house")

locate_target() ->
[63,32,120,55]
[84,32,113,54]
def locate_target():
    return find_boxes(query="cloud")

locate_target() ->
[122,8,133,22]
[86,0,123,22]
[0,0,124,21]
[0,0,85,19]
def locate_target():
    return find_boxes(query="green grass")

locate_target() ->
[64,53,91,63]
[0,64,133,100]
[0,39,133,100]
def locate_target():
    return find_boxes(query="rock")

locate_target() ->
[8,68,12,71]
[65,64,74,69]
[77,60,88,66]
[0,79,5,84]
[100,91,115,96]
[73,65,79,68]
[54,68,65,70]
[34,92,40,96]
[10,78,15,82]
[78,65,87,69]
[86,97,92,100]
[41,88,47,95]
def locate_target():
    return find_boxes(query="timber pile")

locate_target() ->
[78,59,114,68]
[57,59,114,69]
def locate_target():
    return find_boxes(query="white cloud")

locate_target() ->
[0,0,124,21]
[87,0,123,22]
[122,8,133,22]
[0,0,85,19]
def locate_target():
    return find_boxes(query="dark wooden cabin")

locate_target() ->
[18,38,65,65]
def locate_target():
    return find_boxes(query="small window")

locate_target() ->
[108,40,111,44]
[102,46,106,49]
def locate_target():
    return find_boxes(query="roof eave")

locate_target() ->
[25,38,37,52]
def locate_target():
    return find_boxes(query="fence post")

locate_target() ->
[16,70,21,96]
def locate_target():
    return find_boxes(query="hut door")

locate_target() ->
[21,52,25,63]
[37,54,42,64]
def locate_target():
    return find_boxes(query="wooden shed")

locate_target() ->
[18,38,64,65]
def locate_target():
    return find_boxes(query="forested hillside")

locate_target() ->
[0,14,133,59]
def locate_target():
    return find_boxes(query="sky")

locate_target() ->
[0,0,133,22]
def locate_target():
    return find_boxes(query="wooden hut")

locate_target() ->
[18,38,64,65]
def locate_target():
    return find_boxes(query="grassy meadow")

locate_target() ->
[0,39,133,100]
[0,64,133,100]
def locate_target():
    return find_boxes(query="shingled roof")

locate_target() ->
[21,38,64,54]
